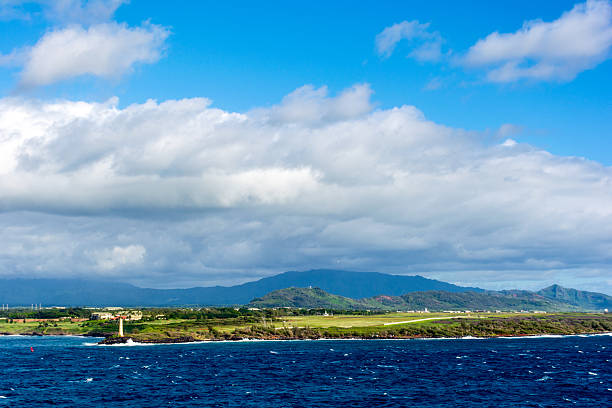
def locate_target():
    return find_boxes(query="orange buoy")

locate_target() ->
[30,347,34,352]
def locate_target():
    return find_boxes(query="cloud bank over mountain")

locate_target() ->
[0,84,611,292]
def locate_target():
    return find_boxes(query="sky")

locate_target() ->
[0,0,611,293]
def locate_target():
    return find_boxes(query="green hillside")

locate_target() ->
[248,287,358,309]
[248,286,608,312]
[536,284,612,310]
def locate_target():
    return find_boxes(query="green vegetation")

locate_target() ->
[1,285,610,344]
[249,287,359,309]
[536,284,612,310]
[248,287,597,312]
[0,308,92,320]
[1,307,610,344]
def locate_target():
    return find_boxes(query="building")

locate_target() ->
[90,312,114,320]
[90,310,143,321]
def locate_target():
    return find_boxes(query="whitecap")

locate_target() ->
[536,376,551,382]
[588,372,598,376]
[269,351,279,354]
[85,378,93,383]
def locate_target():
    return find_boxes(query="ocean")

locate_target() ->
[0,335,610,407]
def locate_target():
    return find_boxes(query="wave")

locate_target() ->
[497,333,611,340]
[12,331,612,347]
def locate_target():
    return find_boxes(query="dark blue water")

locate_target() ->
[0,335,610,407]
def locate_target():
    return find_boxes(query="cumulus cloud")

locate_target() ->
[375,20,443,61]
[252,83,374,124]
[0,1,168,87]
[18,22,168,87]
[0,85,611,291]
[43,0,127,25]
[0,0,126,24]
[91,244,146,271]
[462,0,612,82]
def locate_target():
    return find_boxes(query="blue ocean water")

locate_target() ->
[0,335,610,407]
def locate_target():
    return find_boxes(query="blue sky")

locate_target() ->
[2,0,610,162]
[0,0,611,293]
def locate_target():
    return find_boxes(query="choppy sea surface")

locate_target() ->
[0,335,610,407]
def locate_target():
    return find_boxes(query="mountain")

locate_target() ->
[536,285,612,310]
[381,290,574,312]
[249,286,606,312]
[2,271,606,310]
[249,287,358,309]
[0,270,481,307]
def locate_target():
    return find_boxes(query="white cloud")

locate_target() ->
[43,0,127,25]
[0,0,126,24]
[462,0,612,82]
[0,85,611,291]
[496,123,524,139]
[18,22,168,87]
[252,83,374,124]
[375,20,443,61]
[0,48,25,67]
[91,244,146,271]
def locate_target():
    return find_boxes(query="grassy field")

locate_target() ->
[270,312,467,329]
[0,320,90,335]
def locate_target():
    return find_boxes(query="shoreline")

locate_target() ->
[4,331,610,345]
[3,313,611,345]
[98,331,612,345]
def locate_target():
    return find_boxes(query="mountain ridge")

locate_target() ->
[249,285,612,312]
[0,269,481,307]
[0,270,608,310]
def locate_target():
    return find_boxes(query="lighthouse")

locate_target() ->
[118,317,124,337]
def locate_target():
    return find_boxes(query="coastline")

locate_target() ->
[3,312,611,345]
[97,330,612,345]
[3,331,610,345]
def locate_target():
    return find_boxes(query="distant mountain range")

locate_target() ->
[0,269,480,307]
[0,269,609,311]
[249,286,612,312]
